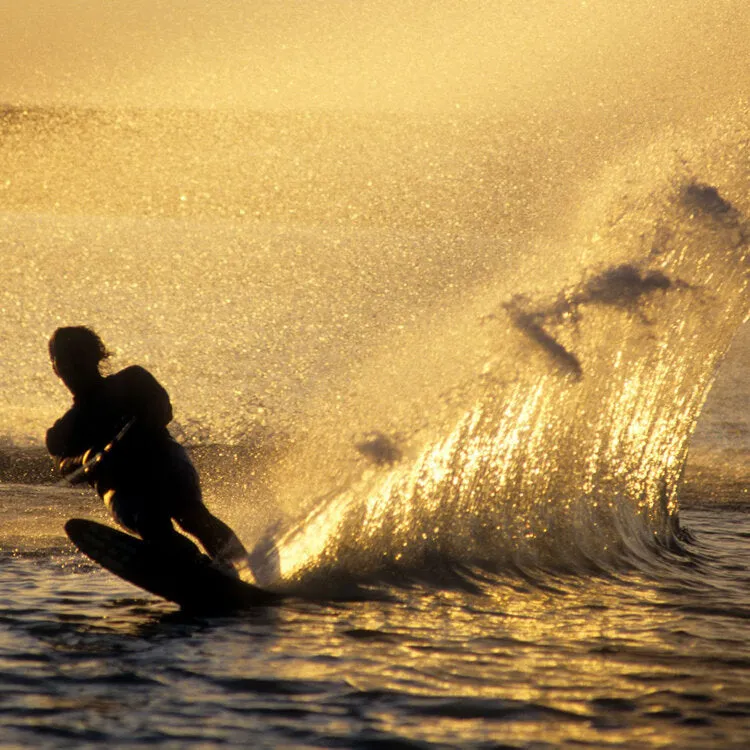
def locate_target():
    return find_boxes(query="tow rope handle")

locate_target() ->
[58,418,136,486]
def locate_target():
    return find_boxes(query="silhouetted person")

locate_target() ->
[46,326,248,574]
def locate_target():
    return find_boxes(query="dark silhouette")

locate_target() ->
[46,326,248,574]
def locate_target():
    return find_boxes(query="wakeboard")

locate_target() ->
[65,518,282,613]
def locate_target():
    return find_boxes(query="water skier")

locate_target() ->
[46,326,248,574]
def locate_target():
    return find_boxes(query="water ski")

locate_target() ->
[65,518,282,613]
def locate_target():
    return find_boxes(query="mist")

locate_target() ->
[1,1,749,528]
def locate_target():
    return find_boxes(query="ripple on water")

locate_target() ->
[0,509,749,748]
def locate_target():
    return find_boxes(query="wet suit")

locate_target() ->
[46,365,245,564]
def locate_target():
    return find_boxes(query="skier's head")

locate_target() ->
[49,326,110,394]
